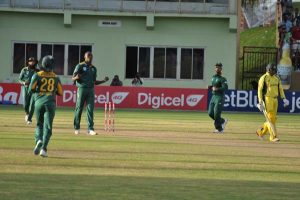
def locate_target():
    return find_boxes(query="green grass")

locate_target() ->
[240,25,277,53]
[0,105,300,200]
[239,25,277,89]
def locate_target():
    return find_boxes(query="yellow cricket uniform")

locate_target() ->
[257,72,286,141]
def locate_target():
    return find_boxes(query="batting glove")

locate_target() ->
[283,98,289,107]
[257,101,264,112]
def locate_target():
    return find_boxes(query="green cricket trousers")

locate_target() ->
[22,86,35,121]
[35,102,56,151]
[73,87,95,131]
[208,95,225,131]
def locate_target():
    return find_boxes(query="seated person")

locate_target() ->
[131,73,143,86]
[291,21,300,54]
[282,14,293,32]
[110,75,123,86]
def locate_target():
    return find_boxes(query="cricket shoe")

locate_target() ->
[256,131,264,141]
[25,115,29,122]
[74,129,80,135]
[271,138,280,142]
[213,129,224,134]
[33,140,43,155]
[87,130,97,136]
[27,120,32,125]
[39,149,48,157]
[222,119,228,131]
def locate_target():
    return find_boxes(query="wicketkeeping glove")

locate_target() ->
[283,98,289,107]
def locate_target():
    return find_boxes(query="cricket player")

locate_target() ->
[208,63,228,133]
[72,52,109,135]
[19,57,38,124]
[256,63,289,142]
[29,55,63,157]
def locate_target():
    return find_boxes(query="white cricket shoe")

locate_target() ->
[25,115,29,122]
[27,120,32,125]
[271,138,280,142]
[33,140,43,155]
[88,130,97,135]
[74,130,80,135]
[39,149,48,157]
[222,119,228,131]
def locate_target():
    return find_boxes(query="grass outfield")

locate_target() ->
[0,105,300,200]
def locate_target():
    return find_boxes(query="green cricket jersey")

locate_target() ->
[19,66,36,85]
[29,71,63,105]
[73,62,97,88]
[211,74,228,96]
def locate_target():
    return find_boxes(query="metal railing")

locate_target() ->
[241,46,278,90]
[0,0,235,14]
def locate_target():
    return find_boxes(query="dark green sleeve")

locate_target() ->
[94,67,97,82]
[73,64,81,76]
[19,68,25,84]
[28,74,38,94]
[219,77,228,92]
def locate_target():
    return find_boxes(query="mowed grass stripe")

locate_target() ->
[0,105,300,199]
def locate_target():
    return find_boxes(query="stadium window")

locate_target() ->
[13,43,37,73]
[166,48,177,79]
[26,43,38,64]
[153,47,177,79]
[139,47,150,78]
[154,48,165,78]
[181,48,204,80]
[125,45,204,80]
[125,46,150,79]
[53,45,65,75]
[67,45,92,75]
[192,48,204,79]
[41,44,52,58]
[13,42,92,76]
[41,44,65,75]
[68,45,80,75]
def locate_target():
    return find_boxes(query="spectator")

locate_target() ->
[291,21,300,55]
[285,0,293,15]
[110,75,123,86]
[282,14,292,32]
[292,7,300,25]
[278,24,286,48]
[131,73,143,86]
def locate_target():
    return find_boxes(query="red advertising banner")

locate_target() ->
[0,83,208,111]
[0,83,23,105]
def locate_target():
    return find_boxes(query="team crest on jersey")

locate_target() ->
[83,67,87,71]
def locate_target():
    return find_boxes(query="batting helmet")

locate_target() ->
[266,63,277,73]
[42,55,55,72]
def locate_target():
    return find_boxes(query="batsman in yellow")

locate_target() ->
[256,63,289,142]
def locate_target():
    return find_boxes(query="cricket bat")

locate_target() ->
[258,102,277,138]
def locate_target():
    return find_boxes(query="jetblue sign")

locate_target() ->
[208,90,300,113]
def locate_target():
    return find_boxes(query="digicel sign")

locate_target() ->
[57,85,208,110]
[0,83,207,110]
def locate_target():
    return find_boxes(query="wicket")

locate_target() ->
[104,102,115,132]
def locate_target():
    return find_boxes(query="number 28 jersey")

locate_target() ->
[29,71,63,105]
